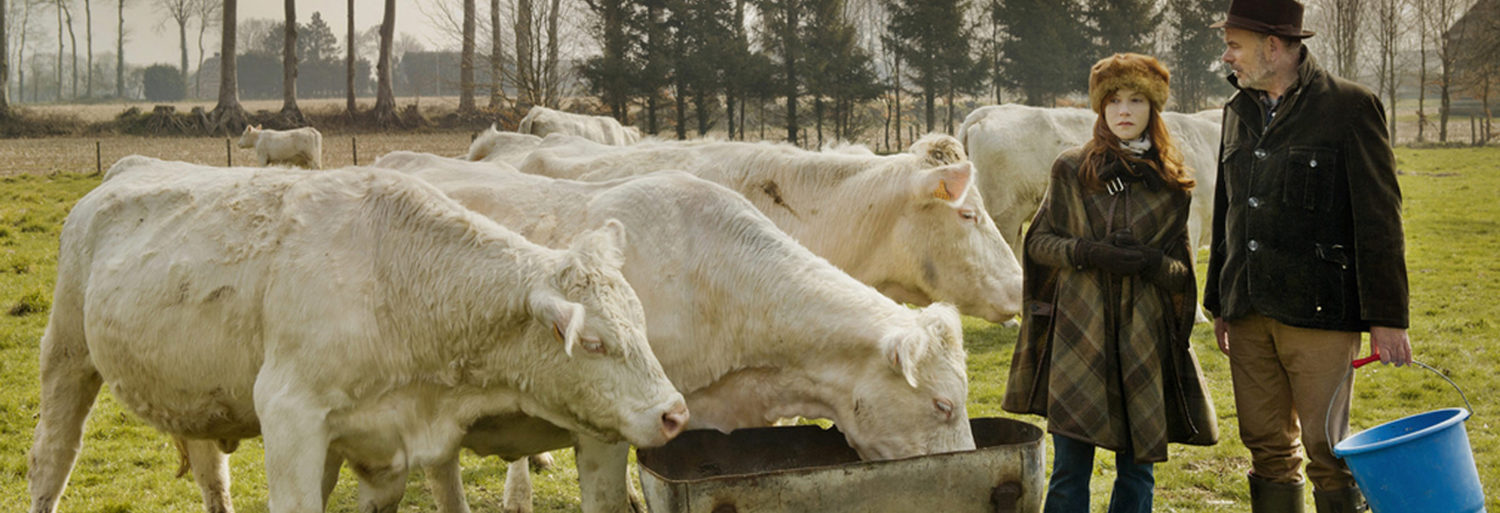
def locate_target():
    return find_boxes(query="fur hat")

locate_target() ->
[1088,53,1171,114]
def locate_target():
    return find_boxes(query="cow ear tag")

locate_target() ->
[933,180,955,201]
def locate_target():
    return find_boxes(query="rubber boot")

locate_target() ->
[1249,473,1305,513]
[1313,486,1368,513]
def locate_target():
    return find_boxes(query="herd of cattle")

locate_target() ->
[28,105,1222,513]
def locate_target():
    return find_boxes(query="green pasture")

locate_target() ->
[1,147,1496,512]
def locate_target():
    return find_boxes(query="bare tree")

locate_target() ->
[1423,0,1470,142]
[459,0,476,113]
[489,0,503,108]
[514,0,533,105]
[1329,0,1364,79]
[18,0,38,103]
[82,0,90,97]
[543,0,560,104]
[1416,0,1429,141]
[1371,0,1407,138]
[191,0,219,98]
[62,0,75,98]
[372,0,399,125]
[156,0,191,92]
[210,0,245,132]
[346,0,355,114]
[116,0,123,98]
[280,0,305,124]
[55,0,61,100]
[1,0,9,116]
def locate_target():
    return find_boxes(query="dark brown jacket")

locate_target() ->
[1204,49,1409,331]
[1003,148,1218,463]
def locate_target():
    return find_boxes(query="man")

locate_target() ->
[1204,1,1414,512]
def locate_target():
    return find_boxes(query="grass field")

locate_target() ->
[0,144,1495,512]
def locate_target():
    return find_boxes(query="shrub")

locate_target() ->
[143,64,186,102]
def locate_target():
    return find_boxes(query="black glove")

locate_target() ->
[1108,230,1163,278]
[1073,239,1147,275]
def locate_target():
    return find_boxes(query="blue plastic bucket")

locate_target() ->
[1328,358,1486,513]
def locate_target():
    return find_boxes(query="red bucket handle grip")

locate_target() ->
[1352,350,1381,369]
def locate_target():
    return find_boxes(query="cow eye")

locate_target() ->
[580,336,607,355]
[958,209,977,222]
[934,398,954,420]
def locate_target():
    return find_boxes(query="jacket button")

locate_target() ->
[1310,159,1318,168]
[1254,148,1268,159]
[1249,197,1262,208]
[1248,240,1260,251]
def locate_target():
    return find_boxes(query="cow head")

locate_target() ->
[835,303,975,460]
[874,150,1024,323]
[237,124,262,149]
[523,219,687,449]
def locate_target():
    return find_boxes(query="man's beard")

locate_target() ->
[1237,46,1278,90]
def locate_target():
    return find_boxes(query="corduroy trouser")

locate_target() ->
[1227,314,1361,491]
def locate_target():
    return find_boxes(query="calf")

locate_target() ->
[464,124,544,166]
[237,125,323,169]
[28,156,686,513]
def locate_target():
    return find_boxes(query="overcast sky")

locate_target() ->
[115,0,444,67]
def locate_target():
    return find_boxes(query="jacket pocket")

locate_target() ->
[1313,243,1349,319]
[1284,147,1338,211]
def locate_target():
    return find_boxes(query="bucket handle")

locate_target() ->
[1324,350,1474,453]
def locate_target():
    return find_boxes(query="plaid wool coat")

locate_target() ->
[1002,147,1218,464]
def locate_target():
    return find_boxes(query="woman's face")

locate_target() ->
[1104,88,1151,141]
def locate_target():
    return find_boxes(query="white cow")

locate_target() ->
[518,134,1025,323]
[465,124,544,166]
[959,104,1221,257]
[237,125,323,169]
[518,106,643,146]
[27,156,688,513]
[362,152,975,513]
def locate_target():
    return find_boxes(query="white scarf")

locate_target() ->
[1121,135,1152,156]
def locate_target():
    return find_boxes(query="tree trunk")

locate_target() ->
[894,51,902,150]
[117,0,124,98]
[814,96,823,147]
[19,0,33,104]
[372,0,399,126]
[782,2,798,145]
[924,89,935,133]
[1417,0,1427,142]
[84,0,92,98]
[459,0,475,113]
[211,0,246,134]
[177,12,188,94]
[346,0,355,114]
[280,0,304,123]
[56,0,62,101]
[489,0,503,109]
[0,0,8,116]
[515,0,534,106]
[65,2,77,99]
[544,0,560,106]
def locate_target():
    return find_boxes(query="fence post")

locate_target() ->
[95,141,102,176]
[226,138,233,166]
[353,137,359,166]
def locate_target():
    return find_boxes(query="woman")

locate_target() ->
[1002,53,1218,513]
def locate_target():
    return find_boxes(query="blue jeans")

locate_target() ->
[1043,434,1155,513]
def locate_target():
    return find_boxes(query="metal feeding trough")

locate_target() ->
[637,417,1045,513]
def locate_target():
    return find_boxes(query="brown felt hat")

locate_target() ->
[1211,0,1316,39]
[1088,53,1170,115]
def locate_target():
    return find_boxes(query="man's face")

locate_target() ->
[1221,27,1276,90]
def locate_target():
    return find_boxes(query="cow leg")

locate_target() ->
[425,455,472,513]
[575,437,638,513]
[27,318,103,513]
[500,457,533,513]
[179,437,236,513]
[255,384,330,513]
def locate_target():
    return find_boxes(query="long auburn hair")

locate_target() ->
[1078,106,1195,192]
